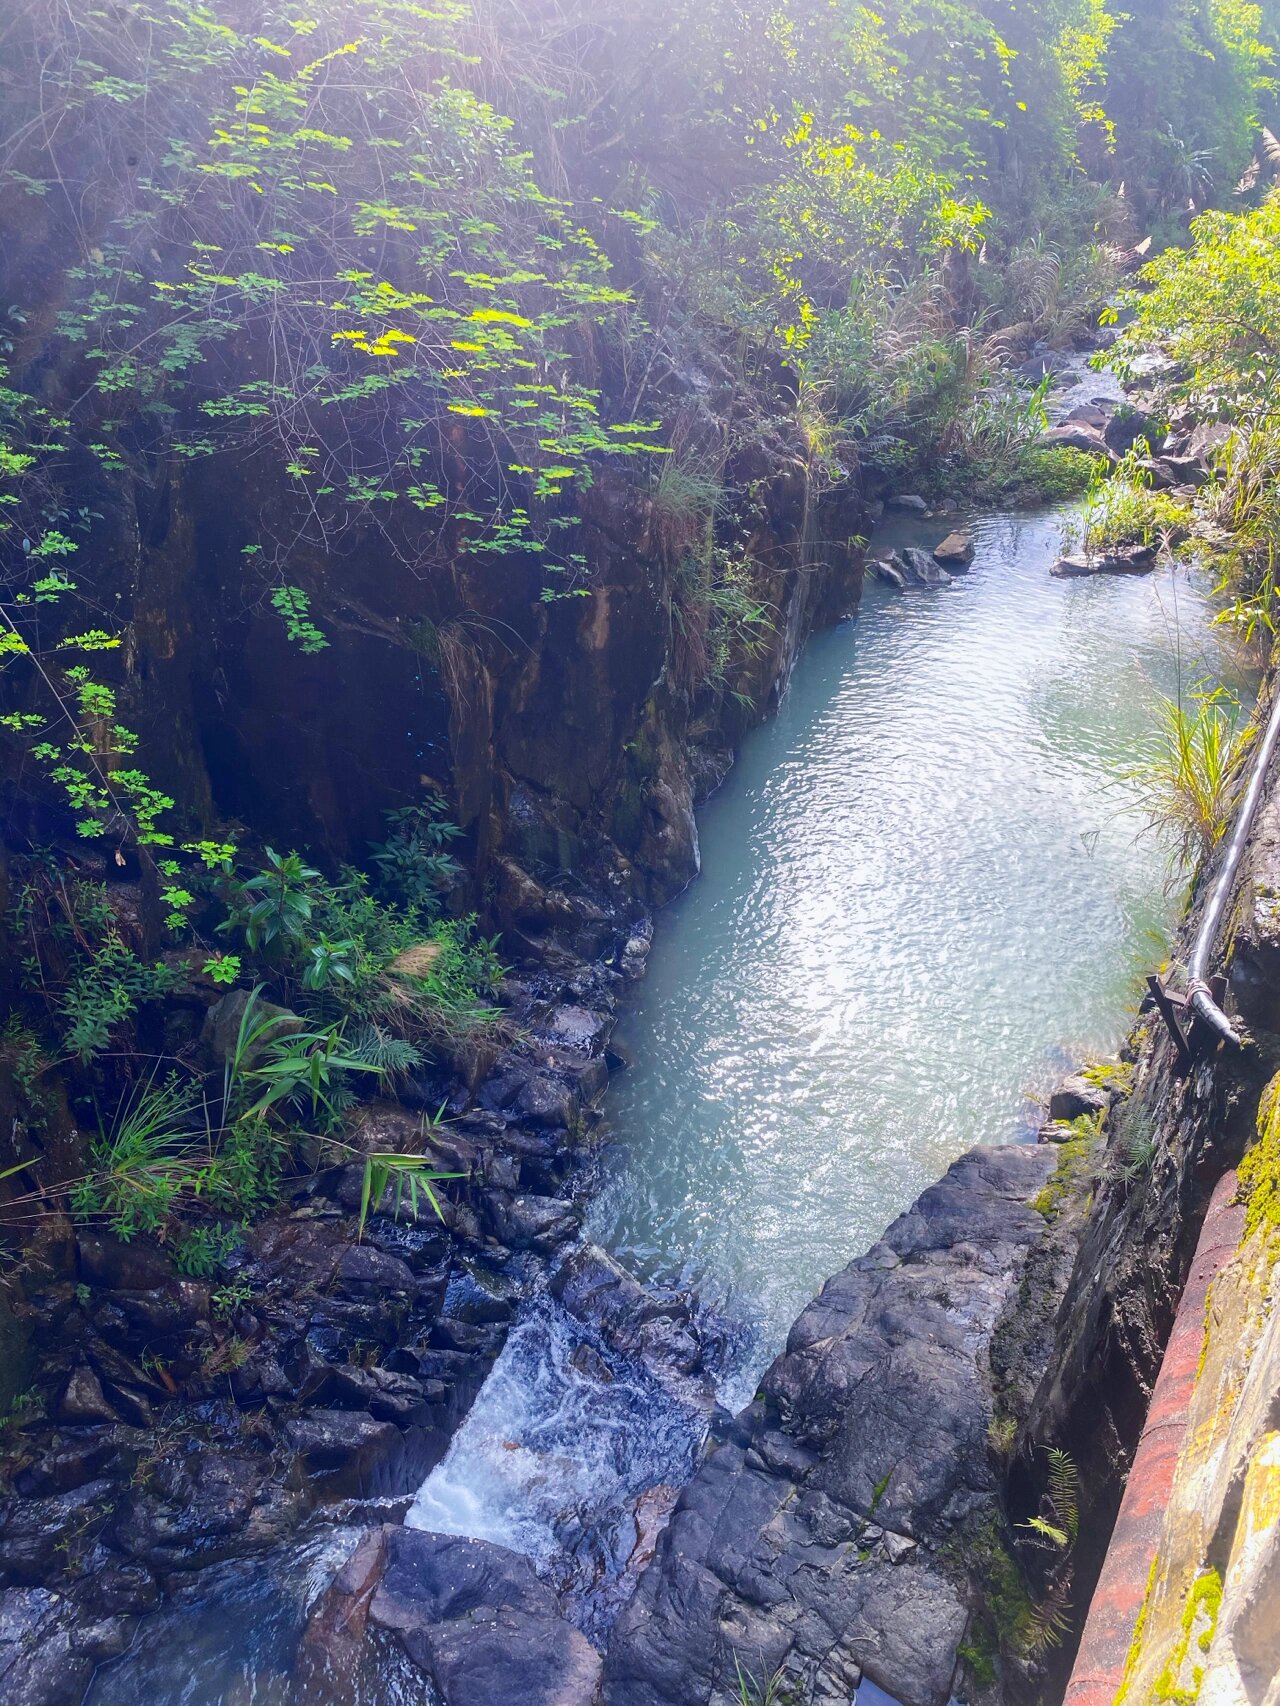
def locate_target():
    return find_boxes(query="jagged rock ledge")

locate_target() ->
[603,1144,1068,1706]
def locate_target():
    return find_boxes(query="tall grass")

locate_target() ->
[1128,688,1251,874]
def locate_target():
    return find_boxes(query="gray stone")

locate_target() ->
[368,1529,603,1706]
[1048,1073,1110,1123]
[201,988,303,1066]
[1051,544,1157,578]
[932,531,974,568]
[1042,421,1110,456]
[887,494,929,512]
[603,1145,1059,1706]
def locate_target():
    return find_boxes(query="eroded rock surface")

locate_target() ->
[303,1525,602,1706]
[603,1144,1059,1706]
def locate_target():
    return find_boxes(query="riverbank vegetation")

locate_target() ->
[2,0,1279,1272]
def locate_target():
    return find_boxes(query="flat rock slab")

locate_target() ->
[603,1144,1058,1706]
[1051,545,1157,578]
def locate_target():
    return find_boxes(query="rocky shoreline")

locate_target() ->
[0,342,1237,1706]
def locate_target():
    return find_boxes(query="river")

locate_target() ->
[87,420,1249,1698]
[406,474,1249,1630]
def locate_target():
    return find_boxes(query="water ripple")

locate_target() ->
[589,502,1249,1402]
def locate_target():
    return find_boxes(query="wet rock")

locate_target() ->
[604,1145,1061,1706]
[874,548,952,590]
[482,1191,582,1254]
[298,1363,437,1426]
[335,1244,418,1300]
[112,1450,304,1570]
[870,557,906,590]
[82,1561,158,1617]
[366,1528,603,1706]
[621,919,653,980]
[1042,421,1111,456]
[0,1480,118,1584]
[886,494,929,512]
[932,531,974,568]
[54,1366,120,1427]
[553,1245,715,1395]
[1048,1073,1110,1122]
[1051,544,1157,577]
[1104,406,1155,456]
[296,1525,389,1699]
[445,1264,517,1327]
[14,1434,140,1499]
[897,547,953,587]
[542,1004,612,1056]
[76,1235,175,1293]
[516,1073,579,1130]
[0,1587,93,1706]
[570,1342,615,1384]
[284,1411,401,1497]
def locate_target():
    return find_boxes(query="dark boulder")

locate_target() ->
[603,1145,1061,1706]
[1047,1073,1110,1123]
[481,1191,582,1254]
[284,1411,403,1498]
[302,1526,603,1706]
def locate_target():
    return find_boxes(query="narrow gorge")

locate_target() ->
[2,6,1280,1706]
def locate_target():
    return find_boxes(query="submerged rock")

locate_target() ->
[1051,543,1157,577]
[603,1144,1061,1706]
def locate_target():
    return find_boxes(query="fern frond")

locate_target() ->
[1047,1446,1080,1543]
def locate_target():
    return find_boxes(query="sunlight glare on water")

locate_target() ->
[588,503,1248,1395]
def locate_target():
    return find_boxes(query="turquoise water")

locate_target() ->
[588,504,1245,1390]
[409,497,1249,1607]
[90,487,1248,1697]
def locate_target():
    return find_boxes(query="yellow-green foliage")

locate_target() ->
[1153,1568,1223,1705]
[1032,1113,1103,1219]
[1116,1557,1161,1706]
[1117,1563,1222,1706]
[1238,1072,1280,1244]
[1081,1059,1136,1096]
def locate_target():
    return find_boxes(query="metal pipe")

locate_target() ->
[1183,676,1280,1047]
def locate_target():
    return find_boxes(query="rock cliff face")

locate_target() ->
[0,191,863,944]
[1017,745,1280,1699]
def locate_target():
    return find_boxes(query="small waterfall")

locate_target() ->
[406,1289,710,1639]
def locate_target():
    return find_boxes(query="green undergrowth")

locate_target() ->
[1237,1071,1280,1246]
[1032,1112,1104,1220]
[1,798,499,1263]
[956,1514,1072,1674]
[1154,1568,1223,1704]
